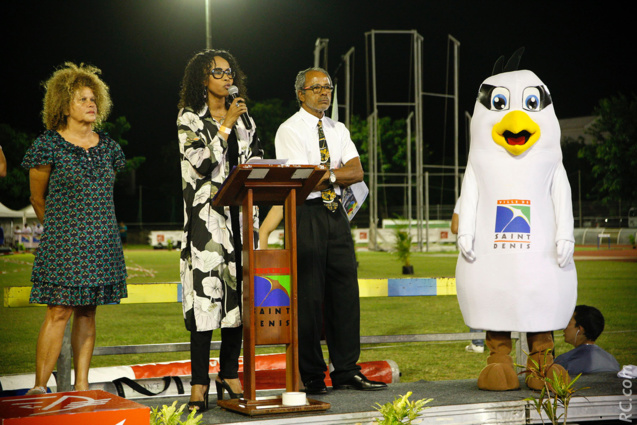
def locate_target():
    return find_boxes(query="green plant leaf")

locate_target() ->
[149,401,202,425]
[373,392,432,424]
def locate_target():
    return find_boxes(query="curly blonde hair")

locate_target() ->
[42,62,112,130]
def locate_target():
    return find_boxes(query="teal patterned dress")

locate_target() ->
[21,130,128,306]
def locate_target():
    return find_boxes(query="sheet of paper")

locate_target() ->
[246,158,288,165]
[341,181,369,221]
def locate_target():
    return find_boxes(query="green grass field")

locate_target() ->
[1,247,635,383]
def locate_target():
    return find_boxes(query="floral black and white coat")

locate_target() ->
[178,105,262,332]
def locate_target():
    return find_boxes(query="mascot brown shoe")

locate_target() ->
[526,332,570,391]
[477,331,520,391]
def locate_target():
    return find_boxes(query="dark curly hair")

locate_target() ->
[178,49,247,111]
[574,305,605,342]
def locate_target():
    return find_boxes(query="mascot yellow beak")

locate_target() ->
[491,110,540,156]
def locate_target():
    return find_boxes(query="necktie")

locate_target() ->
[318,120,338,212]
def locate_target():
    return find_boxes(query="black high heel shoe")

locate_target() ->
[188,384,209,412]
[215,377,243,400]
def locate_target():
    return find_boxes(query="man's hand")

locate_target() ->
[314,169,331,191]
[458,234,476,262]
[312,157,364,192]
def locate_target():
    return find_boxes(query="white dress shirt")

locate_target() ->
[275,108,359,200]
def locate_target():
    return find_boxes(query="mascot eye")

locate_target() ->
[490,87,509,111]
[523,87,542,111]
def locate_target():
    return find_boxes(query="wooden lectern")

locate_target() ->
[211,163,331,415]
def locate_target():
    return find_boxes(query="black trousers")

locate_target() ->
[296,199,361,385]
[190,325,243,386]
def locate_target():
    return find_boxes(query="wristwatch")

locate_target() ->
[329,170,336,185]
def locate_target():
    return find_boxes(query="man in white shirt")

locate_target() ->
[275,67,386,394]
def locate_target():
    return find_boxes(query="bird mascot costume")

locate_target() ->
[456,50,577,391]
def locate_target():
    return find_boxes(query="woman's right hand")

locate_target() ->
[224,96,248,129]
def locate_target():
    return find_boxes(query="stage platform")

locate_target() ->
[133,373,633,424]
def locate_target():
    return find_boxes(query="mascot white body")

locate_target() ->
[456,67,577,390]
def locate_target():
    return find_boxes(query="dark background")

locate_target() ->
[2,1,634,225]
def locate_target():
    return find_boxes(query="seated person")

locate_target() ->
[555,305,620,374]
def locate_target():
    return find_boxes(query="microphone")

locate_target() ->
[227,85,252,130]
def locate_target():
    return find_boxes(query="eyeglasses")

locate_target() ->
[303,85,334,94]
[210,68,236,79]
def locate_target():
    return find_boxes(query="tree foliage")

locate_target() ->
[101,116,146,175]
[579,93,637,205]
[352,115,414,173]
[249,98,298,159]
[560,136,595,206]
[0,117,144,210]
[0,124,34,209]
[350,114,434,217]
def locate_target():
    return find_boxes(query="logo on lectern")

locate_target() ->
[254,275,290,307]
[254,269,291,344]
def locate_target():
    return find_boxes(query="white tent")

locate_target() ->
[0,202,23,218]
[20,205,38,220]
[0,202,23,246]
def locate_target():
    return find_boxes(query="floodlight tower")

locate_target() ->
[205,0,212,48]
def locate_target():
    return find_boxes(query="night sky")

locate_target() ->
[2,1,634,221]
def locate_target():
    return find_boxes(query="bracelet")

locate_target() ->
[219,126,231,135]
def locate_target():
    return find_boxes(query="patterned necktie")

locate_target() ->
[318,119,338,212]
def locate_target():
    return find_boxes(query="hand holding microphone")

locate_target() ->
[227,85,252,130]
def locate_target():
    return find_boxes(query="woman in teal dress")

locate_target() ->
[21,63,127,394]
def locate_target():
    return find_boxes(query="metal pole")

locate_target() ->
[372,32,378,251]
[368,112,377,250]
[407,115,413,233]
[368,31,380,251]
[465,111,472,156]
[578,170,582,228]
[57,322,72,391]
[415,32,424,252]
[449,34,461,204]
[425,171,430,252]
[313,38,329,69]
[343,47,355,129]
[205,0,212,49]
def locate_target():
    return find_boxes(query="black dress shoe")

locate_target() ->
[333,373,388,391]
[302,378,328,395]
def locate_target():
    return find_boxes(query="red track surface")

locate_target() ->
[574,246,637,261]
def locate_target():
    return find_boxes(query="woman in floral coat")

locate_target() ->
[177,49,262,411]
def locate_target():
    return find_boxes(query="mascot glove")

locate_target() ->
[556,239,574,268]
[458,234,476,262]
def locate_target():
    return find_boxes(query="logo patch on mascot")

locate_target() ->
[494,199,531,250]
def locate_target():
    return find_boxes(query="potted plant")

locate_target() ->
[373,392,432,425]
[150,401,203,425]
[520,349,588,425]
[393,225,414,274]
[629,233,636,249]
